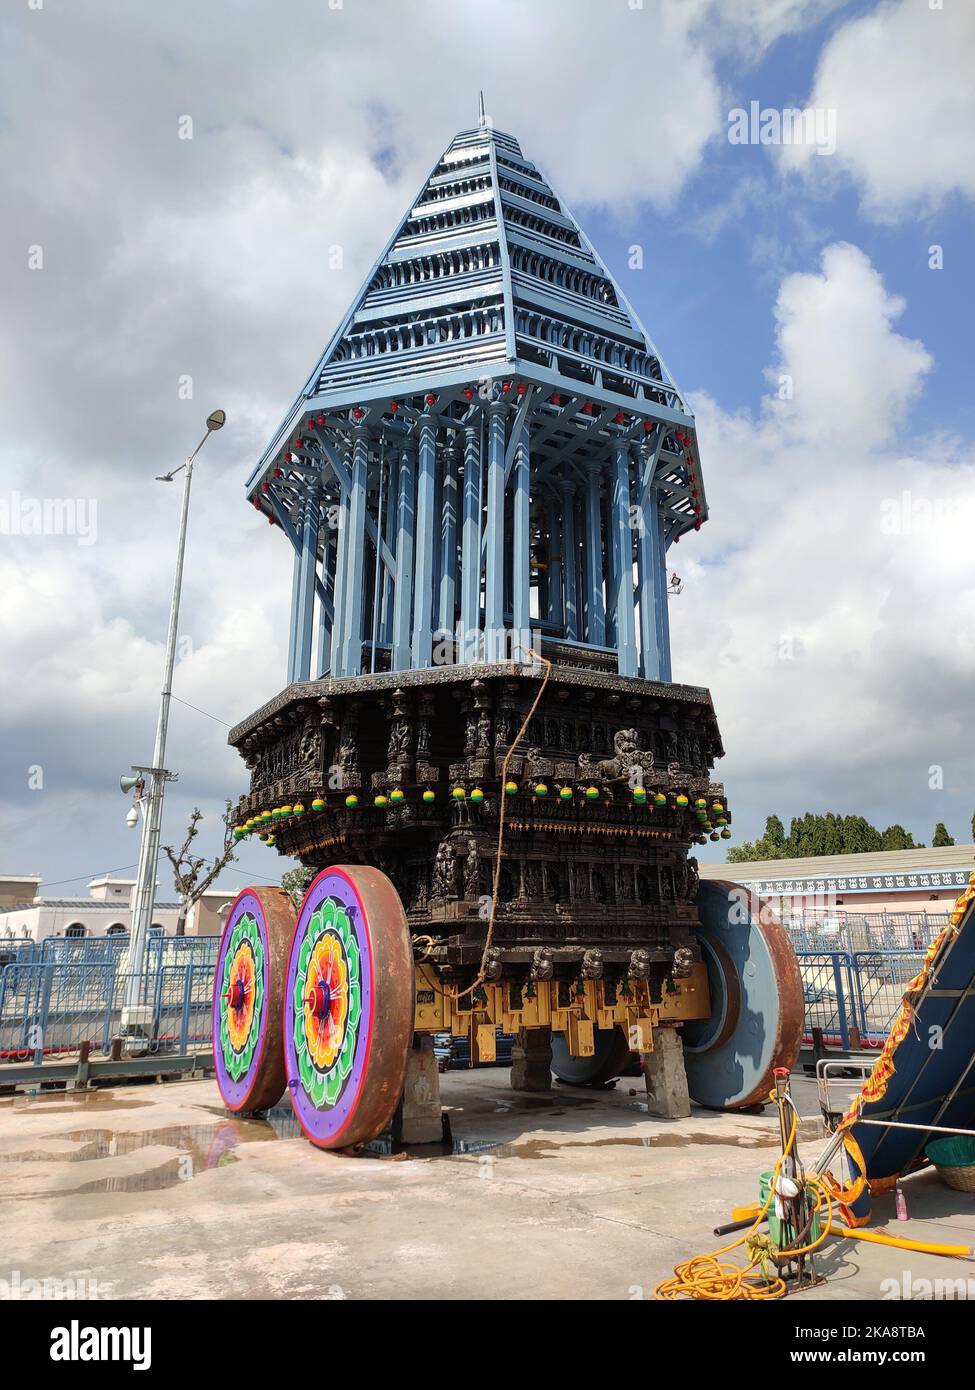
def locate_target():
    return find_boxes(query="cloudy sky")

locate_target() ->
[2,0,973,896]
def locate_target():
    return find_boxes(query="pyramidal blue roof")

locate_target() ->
[250,119,696,486]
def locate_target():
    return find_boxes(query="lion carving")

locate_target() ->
[588,728,655,783]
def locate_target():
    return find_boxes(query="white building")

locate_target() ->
[0,875,237,944]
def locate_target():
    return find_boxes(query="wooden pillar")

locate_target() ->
[604,484,617,649]
[438,437,458,640]
[286,545,301,684]
[583,461,605,647]
[460,421,481,653]
[636,442,661,680]
[484,401,507,657]
[546,497,563,630]
[339,426,369,679]
[379,448,396,647]
[656,513,673,682]
[316,525,337,677]
[612,441,638,677]
[511,413,530,645]
[292,480,321,682]
[391,439,416,671]
[412,412,437,669]
[560,475,578,640]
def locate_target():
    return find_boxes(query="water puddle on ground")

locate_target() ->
[0,1106,303,1194]
[0,1091,151,1114]
[0,1086,818,1191]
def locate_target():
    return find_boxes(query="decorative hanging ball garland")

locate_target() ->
[230,783,732,844]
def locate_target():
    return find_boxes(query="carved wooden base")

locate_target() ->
[230,664,729,991]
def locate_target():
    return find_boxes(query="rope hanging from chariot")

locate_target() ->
[450,647,552,1002]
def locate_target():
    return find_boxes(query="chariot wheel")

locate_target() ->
[552,1025,634,1087]
[284,865,413,1150]
[682,879,804,1110]
[212,885,295,1114]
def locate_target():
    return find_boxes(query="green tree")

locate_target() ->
[764,815,785,852]
[932,822,955,847]
[726,842,759,863]
[881,824,916,851]
[725,810,924,863]
[823,812,844,856]
[280,865,315,908]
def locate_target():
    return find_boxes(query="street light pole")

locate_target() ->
[121,409,226,1031]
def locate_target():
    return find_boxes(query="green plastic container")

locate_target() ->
[926,1136,975,1167]
[759,1170,823,1251]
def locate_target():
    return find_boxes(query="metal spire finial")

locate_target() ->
[478,90,486,128]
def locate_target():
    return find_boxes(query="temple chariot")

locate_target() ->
[212,113,802,1148]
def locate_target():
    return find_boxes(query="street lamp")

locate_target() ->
[119,409,225,1035]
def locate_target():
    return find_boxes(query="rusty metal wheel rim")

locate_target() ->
[684,879,804,1110]
[284,866,413,1149]
[213,886,294,1113]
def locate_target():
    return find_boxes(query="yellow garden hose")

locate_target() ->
[655,1099,833,1300]
[653,1091,971,1300]
[831,1226,972,1258]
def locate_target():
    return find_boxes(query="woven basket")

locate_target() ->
[931,1162,975,1192]
[926,1136,975,1191]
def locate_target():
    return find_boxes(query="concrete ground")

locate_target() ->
[1,1069,973,1301]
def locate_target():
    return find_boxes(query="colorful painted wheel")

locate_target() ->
[212,885,295,1114]
[284,865,413,1150]
[683,879,804,1110]
[551,1026,635,1087]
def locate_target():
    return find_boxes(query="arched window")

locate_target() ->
[106,924,128,937]
[65,923,86,938]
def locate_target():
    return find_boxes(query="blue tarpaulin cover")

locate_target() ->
[834,871,975,1220]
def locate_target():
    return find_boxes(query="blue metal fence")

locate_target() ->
[786,912,949,953]
[0,939,932,1073]
[0,938,218,1063]
[796,948,925,1050]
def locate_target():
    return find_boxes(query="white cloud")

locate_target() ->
[675,243,974,849]
[765,242,932,448]
[0,0,739,884]
[683,0,849,54]
[779,0,975,218]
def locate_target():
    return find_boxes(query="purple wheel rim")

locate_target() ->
[213,891,270,1110]
[284,869,375,1147]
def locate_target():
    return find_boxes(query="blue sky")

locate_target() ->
[588,11,973,439]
